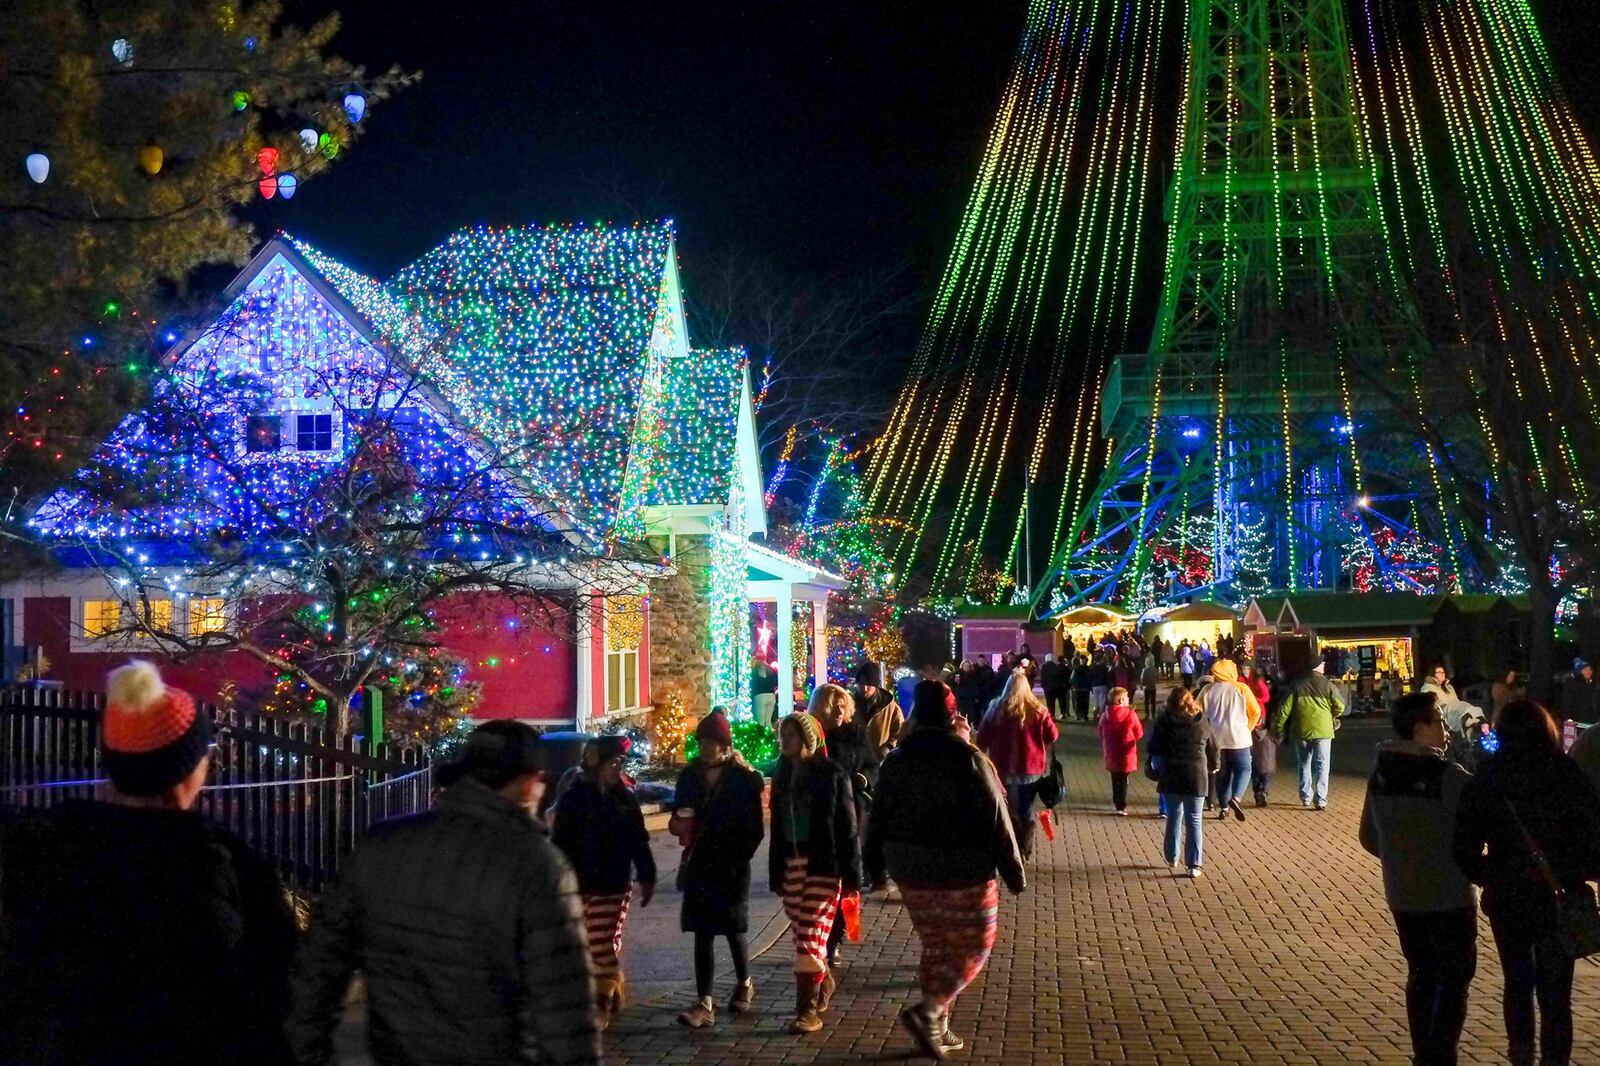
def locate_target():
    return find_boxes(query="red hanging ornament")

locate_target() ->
[259,175,278,199]
[257,146,278,176]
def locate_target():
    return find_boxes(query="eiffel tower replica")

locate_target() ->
[1039,0,1457,609]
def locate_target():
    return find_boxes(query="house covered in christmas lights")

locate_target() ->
[2,223,842,729]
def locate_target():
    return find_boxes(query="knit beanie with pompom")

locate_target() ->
[102,660,212,796]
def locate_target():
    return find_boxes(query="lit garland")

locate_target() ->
[649,689,691,766]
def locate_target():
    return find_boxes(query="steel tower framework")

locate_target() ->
[869,0,1600,611]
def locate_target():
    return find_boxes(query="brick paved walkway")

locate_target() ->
[594,718,1600,1065]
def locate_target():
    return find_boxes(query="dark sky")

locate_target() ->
[274,0,1600,324]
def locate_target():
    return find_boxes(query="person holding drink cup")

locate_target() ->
[670,710,765,1029]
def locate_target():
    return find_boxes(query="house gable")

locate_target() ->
[30,241,565,552]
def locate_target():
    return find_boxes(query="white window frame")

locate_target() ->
[73,593,229,651]
[605,646,640,714]
[237,407,344,464]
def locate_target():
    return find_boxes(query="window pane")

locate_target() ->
[624,651,637,709]
[296,413,333,452]
[83,600,122,638]
[141,600,173,632]
[189,597,226,635]
[606,654,621,713]
[245,414,280,453]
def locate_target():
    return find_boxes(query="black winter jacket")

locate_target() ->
[864,728,1025,893]
[1454,749,1600,931]
[552,777,657,895]
[825,719,881,794]
[672,757,766,934]
[0,800,295,1066]
[1147,708,1211,796]
[287,777,599,1066]
[769,754,864,892]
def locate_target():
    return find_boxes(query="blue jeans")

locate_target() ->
[1297,738,1332,806]
[1162,794,1204,869]
[1216,748,1253,810]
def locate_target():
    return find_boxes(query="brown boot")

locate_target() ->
[593,975,620,1030]
[788,976,823,1034]
[816,967,837,1014]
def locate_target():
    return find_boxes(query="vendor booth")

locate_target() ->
[1052,604,1134,658]
[952,605,1033,665]
[1243,592,1438,707]
[1142,600,1240,651]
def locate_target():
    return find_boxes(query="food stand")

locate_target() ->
[1052,604,1134,658]
[1141,600,1240,651]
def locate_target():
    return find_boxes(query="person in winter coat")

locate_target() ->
[867,681,1025,1060]
[1490,668,1524,720]
[551,735,657,1028]
[1178,643,1197,689]
[670,710,767,1029]
[1558,659,1597,724]
[1454,700,1600,1066]
[1070,656,1094,721]
[1250,669,1280,807]
[1098,687,1145,815]
[977,667,1061,858]
[1140,653,1160,718]
[1040,654,1069,721]
[289,721,599,1066]
[852,661,905,760]
[811,683,878,955]
[1270,666,1345,810]
[1088,655,1112,717]
[1202,659,1263,822]
[769,711,863,1033]
[0,662,295,1066]
[1148,686,1210,878]
[1359,692,1479,1066]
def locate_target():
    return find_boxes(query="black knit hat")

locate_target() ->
[437,721,548,789]
[855,661,883,688]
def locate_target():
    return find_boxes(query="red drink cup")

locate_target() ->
[840,893,862,942]
[1038,808,1056,841]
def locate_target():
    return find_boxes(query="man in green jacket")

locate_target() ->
[1270,666,1345,810]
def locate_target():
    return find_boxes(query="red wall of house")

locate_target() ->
[426,593,576,722]
[22,591,578,724]
[23,596,274,700]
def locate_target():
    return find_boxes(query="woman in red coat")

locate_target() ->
[976,668,1060,860]
[1097,686,1145,814]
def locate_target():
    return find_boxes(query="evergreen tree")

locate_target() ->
[0,0,411,517]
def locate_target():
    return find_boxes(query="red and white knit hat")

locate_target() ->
[102,661,212,796]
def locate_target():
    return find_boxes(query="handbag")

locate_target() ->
[1037,751,1065,808]
[1144,754,1165,783]
[1505,797,1600,960]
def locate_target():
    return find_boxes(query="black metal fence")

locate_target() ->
[0,686,432,892]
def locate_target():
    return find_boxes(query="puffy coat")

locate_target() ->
[1454,747,1600,933]
[976,706,1060,777]
[671,757,766,934]
[1098,701,1145,773]
[0,800,295,1066]
[1202,660,1263,750]
[1147,707,1211,797]
[865,727,1025,893]
[1270,670,1344,741]
[769,754,864,892]
[551,777,657,896]
[287,777,599,1066]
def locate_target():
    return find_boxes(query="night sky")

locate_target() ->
[275,0,1600,353]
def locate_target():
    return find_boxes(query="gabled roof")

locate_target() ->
[1278,592,1443,630]
[383,222,679,534]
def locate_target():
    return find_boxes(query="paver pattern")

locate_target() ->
[336,716,1600,1063]
[599,718,1600,1065]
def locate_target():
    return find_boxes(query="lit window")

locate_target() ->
[605,596,643,713]
[189,597,227,636]
[135,599,174,632]
[82,599,124,639]
[245,414,281,452]
[296,413,334,452]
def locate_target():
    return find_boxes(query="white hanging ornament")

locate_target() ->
[111,38,133,66]
[25,153,49,183]
[299,128,318,153]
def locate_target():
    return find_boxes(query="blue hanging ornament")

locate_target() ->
[25,153,49,183]
[342,91,366,124]
[111,38,134,66]
[277,172,298,199]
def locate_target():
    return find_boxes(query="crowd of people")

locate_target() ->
[4,649,1600,1066]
